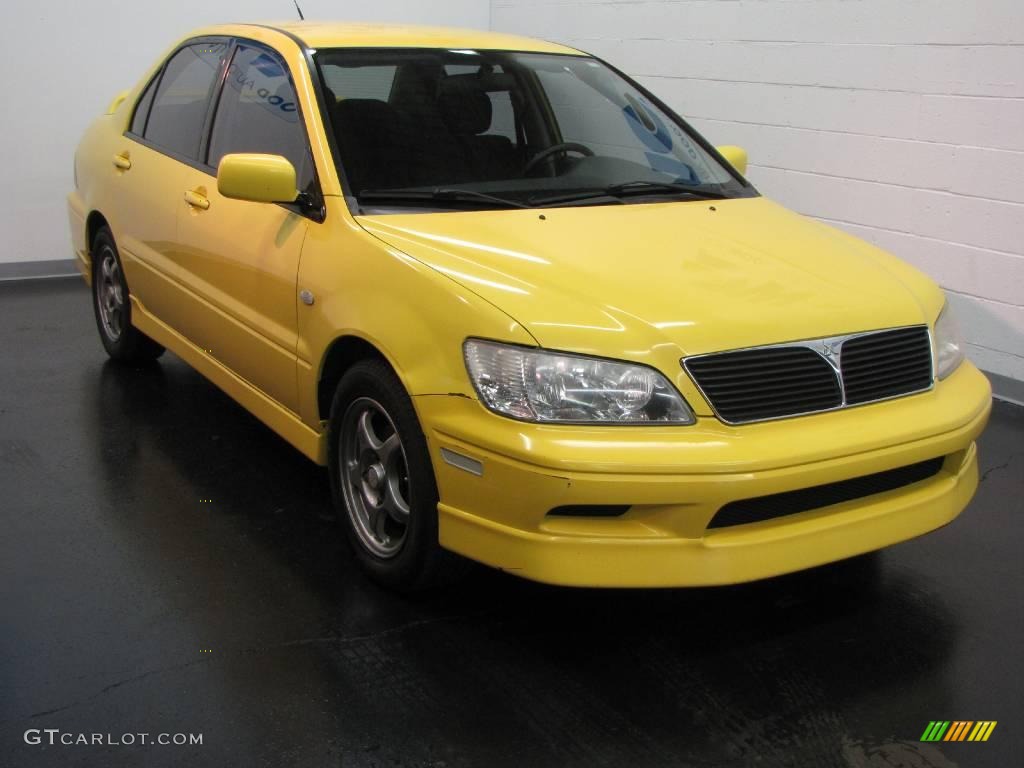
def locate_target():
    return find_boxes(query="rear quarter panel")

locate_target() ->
[70,57,158,256]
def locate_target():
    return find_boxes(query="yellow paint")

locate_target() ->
[67,22,994,587]
[716,145,748,175]
[266,20,582,54]
[217,154,298,204]
[106,90,130,115]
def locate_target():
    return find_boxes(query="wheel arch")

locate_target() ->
[86,211,110,255]
[317,334,399,423]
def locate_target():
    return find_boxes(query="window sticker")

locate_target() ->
[224,50,298,124]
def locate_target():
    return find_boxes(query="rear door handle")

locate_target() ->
[183,189,210,210]
[112,152,131,170]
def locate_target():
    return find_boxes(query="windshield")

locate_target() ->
[315,48,756,211]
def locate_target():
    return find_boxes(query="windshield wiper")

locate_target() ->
[605,180,730,199]
[531,181,729,207]
[360,182,727,211]
[358,188,530,210]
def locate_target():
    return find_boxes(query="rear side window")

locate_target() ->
[207,45,314,190]
[130,75,158,136]
[145,41,227,159]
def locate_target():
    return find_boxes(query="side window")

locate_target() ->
[129,75,159,136]
[486,91,517,145]
[444,64,480,76]
[208,45,313,191]
[145,42,227,159]
[320,65,397,102]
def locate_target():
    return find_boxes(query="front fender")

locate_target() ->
[296,199,537,429]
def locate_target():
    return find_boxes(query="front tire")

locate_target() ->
[91,226,164,363]
[328,359,461,591]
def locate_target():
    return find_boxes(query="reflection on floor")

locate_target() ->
[2,279,1021,767]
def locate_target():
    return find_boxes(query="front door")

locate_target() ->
[173,42,320,413]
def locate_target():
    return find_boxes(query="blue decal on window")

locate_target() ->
[251,53,285,78]
[623,102,673,153]
[644,153,699,183]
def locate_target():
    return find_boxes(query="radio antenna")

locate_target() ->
[293,0,305,20]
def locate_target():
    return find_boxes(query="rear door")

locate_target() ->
[117,39,229,330]
[173,41,320,413]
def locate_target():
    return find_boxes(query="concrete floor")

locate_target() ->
[1,278,1021,768]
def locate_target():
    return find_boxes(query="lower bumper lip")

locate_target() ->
[436,441,980,588]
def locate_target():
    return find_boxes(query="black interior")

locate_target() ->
[328,65,525,193]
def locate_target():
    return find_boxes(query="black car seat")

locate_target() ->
[437,75,520,181]
[389,66,473,186]
[332,98,414,192]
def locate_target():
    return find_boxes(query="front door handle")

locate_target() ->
[183,189,210,210]
[112,152,131,171]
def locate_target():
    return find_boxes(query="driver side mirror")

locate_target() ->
[715,145,748,177]
[217,153,298,204]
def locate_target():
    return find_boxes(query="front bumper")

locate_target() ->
[418,362,991,587]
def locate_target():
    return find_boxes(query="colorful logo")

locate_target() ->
[920,721,997,742]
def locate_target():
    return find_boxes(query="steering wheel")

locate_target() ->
[523,142,594,175]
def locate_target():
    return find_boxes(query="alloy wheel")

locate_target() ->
[96,246,125,342]
[339,397,412,558]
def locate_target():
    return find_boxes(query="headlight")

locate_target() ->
[934,302,965,380]
[463,339,695,424]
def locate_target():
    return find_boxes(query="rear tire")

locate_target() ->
[91,226,164,363]
[328,358,464,592]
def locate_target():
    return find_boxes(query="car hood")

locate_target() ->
[357,196,944,359]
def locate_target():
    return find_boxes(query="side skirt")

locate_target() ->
[130,296,328,465]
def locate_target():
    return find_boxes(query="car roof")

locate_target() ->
[208,21,583,55]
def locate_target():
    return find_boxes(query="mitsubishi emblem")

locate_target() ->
[819,339,842,370]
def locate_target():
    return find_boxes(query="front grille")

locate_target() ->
[840,327,933,404]
[684,346,842,423]
[707,457,945,529]
[684,325,932,424]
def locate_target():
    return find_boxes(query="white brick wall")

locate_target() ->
[491,0,1024,382]
[0,0,489,266]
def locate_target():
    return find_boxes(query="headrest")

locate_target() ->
[333,98,399,129]
[438,75,493,136]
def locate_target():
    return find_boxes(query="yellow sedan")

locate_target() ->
[67,22,991,590]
